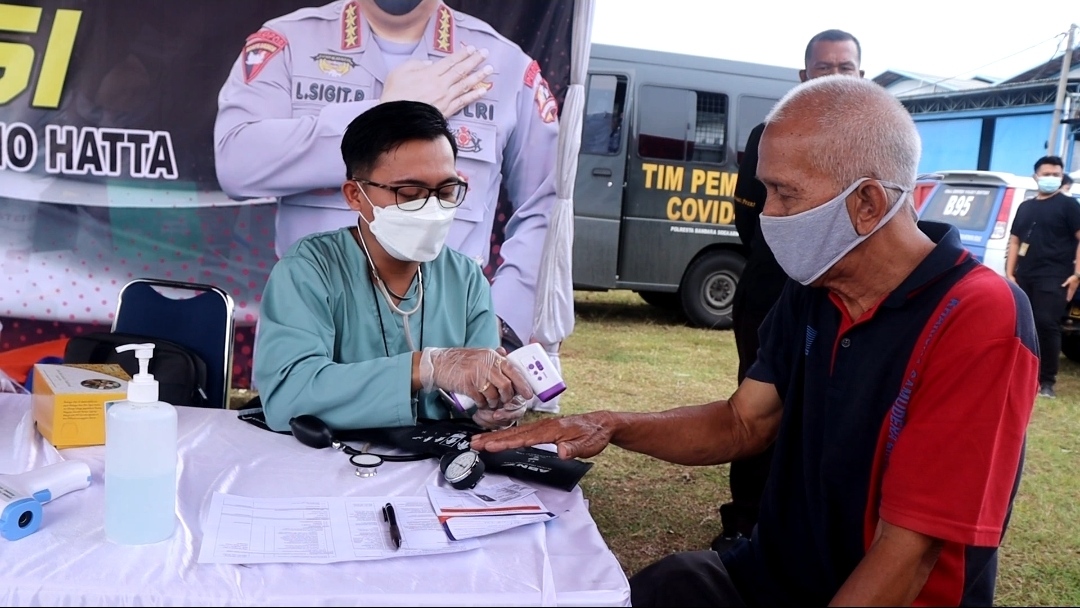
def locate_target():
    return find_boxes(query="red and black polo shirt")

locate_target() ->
[722,221,1038,606]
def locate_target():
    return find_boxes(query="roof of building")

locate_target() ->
[1001,46,1080,84]
[873,68,997,92]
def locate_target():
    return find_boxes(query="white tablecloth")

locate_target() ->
[0,394,630,606]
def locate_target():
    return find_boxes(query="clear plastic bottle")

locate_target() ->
[104,343,178,544]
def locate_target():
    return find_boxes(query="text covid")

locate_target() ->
[641,162,737,224]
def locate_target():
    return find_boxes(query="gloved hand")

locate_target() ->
[420,347,533,409]
[471,397,527,430]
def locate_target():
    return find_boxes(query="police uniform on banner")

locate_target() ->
[215,0,559,344]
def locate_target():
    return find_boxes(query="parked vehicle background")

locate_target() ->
[572,44,800,329]
[916,169,1080,361]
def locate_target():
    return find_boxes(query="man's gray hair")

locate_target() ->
[765,76,921,195]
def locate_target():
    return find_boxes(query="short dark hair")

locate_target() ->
[1063,173,1074,187]
[341,100,457,179]
[804,29,862,66]
[1034,155,1064,173]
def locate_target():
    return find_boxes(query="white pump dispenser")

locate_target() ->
[104,342,178,545]
[117,343,159,403]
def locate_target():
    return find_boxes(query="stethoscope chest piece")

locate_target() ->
[351,453,384,478]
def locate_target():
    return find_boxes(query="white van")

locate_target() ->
[916,170,1037,277]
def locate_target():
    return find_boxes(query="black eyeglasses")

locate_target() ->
[354,178,468,211]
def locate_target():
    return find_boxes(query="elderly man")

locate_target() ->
[472,76,1038,606]
[720,27,864,551]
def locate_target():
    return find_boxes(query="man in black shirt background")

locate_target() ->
[714,29,864,551]
[1006,155,1080,399]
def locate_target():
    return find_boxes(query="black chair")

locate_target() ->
[112,278,235,409]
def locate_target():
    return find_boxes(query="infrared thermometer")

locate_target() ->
[506,343,567,403]
[0,460,92,541]
[441,343,567,414]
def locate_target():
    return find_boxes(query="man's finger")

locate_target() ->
[433,46,483,77]
[456,64,493,91]
[444,72,493,116]
[503,363,534,400]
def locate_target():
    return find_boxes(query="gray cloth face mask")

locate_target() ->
[759,177,910,285]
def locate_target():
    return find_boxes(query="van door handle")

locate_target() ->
[592,168,612,177]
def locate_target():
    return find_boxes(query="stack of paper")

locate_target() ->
[197,492,478,564]
[427,480,556,541]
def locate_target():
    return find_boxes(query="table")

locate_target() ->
[0,394,630,606]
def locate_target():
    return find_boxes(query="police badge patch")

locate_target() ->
[313,53,356,77]
[453,126,482,153]
[533,78,558,123]
[243,29,286,84]
[524,60,557,123]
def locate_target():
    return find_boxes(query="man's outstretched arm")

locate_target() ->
[470,378,783,465]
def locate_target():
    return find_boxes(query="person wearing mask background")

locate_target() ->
[1006,155,1080,398]
[253,100,533,433]
[473,76,1037,607]
[717,28,865,551]
[215,0,560,357]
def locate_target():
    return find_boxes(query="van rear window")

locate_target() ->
[919,186,997,232]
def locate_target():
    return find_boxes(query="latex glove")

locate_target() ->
[420,347,533,409]
[471,398,527,430]
[381,47,494,117]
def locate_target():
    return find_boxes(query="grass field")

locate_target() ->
[541,289,1080,606]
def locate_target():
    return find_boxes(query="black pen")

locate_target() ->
[383,502,402,550]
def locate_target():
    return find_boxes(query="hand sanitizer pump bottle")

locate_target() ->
[105,343,178,544]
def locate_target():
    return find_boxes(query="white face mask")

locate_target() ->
[356,183,457,262]
[1036,175,1062,194]
[759,177,910,285]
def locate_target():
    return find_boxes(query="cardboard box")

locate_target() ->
[32,363,131,448]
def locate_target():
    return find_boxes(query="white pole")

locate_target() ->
[1049,24,1077,156]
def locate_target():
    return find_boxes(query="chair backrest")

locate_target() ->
[112,278,235,409]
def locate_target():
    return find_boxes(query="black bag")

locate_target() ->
[64,331,209,407]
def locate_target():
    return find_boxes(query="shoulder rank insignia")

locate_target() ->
[341,1,361,50]
[433,4,454,53]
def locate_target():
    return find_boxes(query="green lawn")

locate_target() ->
[543,289,1080,606]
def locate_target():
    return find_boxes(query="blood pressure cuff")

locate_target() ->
[236,405,593,492]
[356,419,594,493]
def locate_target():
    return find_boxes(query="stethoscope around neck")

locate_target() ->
[354,224,424,354]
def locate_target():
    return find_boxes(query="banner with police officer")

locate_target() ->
[0,0,578,388]
[0,0,575,389]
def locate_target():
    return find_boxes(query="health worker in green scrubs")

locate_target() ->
[253,100,533,432]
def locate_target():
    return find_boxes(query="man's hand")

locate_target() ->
[381,46,493,117]
[469,411,617,460]
[1063,274,1080,301]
